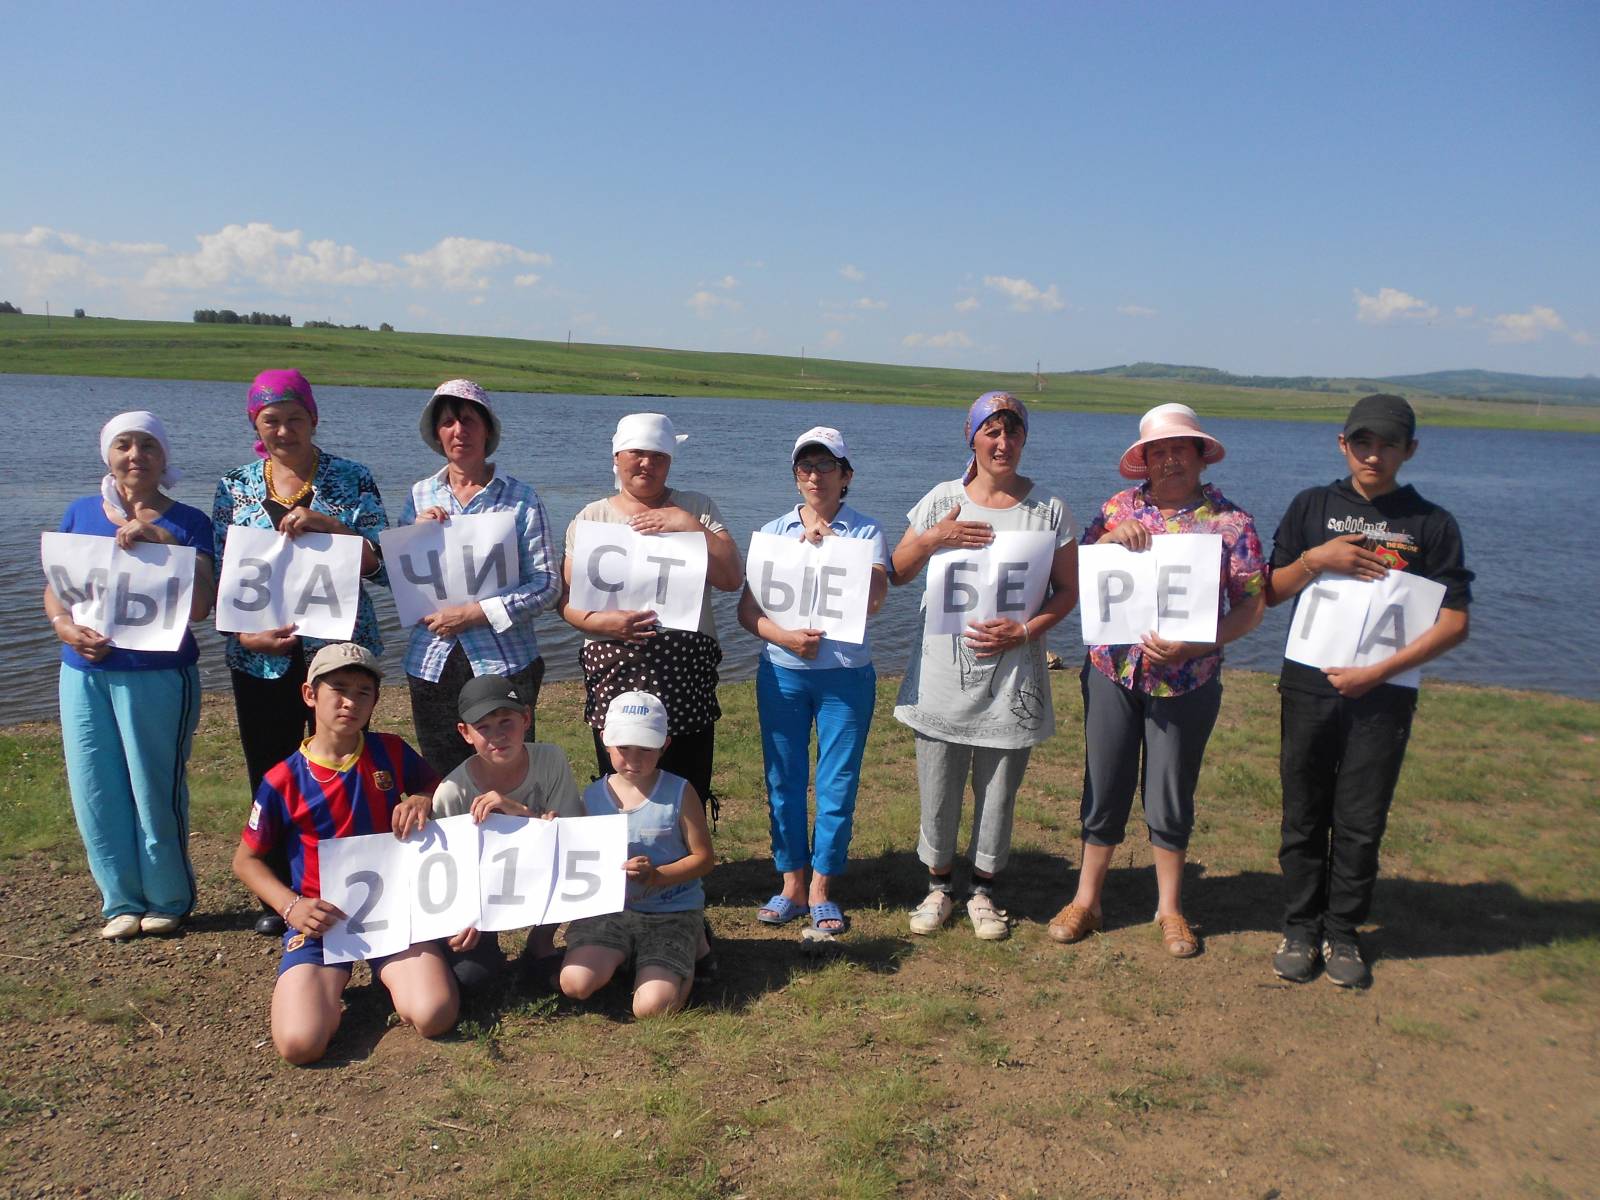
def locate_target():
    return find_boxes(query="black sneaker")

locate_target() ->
[1322,938,1370,988]
[1272,935,1320,983]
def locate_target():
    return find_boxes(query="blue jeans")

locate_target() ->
[59,663,201,918]
[756,659,876,877]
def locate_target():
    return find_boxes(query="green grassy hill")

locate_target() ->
[3,314,1595,432]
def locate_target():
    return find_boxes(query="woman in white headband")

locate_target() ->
[560,412,743,976]
[43,410,216,941]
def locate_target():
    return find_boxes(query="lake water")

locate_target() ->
[2,373,1594,726]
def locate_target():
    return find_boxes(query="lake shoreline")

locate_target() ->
[4,316,1597,433]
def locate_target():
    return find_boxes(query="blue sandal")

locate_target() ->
[757,895,808,925]
[808,901,848,936]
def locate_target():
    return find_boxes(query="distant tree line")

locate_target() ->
[304,319,370,331]
[0,301,22,314]
[193,309,293,325]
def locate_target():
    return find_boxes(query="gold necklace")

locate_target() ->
[266,449,318,507]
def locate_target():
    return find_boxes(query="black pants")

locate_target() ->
[407,648,546,778]
[231,651,314,895]
[1278,685,1416,942]
[590,724,716,816]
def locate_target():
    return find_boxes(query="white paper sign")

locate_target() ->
[542,814,630,925]
[923,531,1056,638]
[320,833,411,964]
[316,814,628,960]
[380,512,519,627]
[402,814,483,943]
[215,524,363,639]
[745,531,876,645]
[41,532,197,653]
[477,814,558,933]
[568,522,708,632]
[1285,571,1446,689]
[1076,534,1223,646]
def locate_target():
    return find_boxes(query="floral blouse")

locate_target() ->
[1083,482,1265,697]
[212,450,389,679]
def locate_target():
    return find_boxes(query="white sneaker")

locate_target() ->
[140,913,181,936]
[100,914,142,940]
[966,893,1011,941]
[908,890,954,935]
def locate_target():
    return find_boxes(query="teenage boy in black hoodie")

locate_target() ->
[1264,394,1473,988]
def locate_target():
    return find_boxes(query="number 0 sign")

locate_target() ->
[316,813,629,963]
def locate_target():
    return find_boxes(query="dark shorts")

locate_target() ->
[564,909,702,981]
[277,931,399,977]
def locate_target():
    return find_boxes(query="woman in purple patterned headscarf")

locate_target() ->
[888,391,1080,942]
[212,369,390,936]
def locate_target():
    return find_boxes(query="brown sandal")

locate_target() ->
[1156,913,1200,958]
[1047,903,1101,944]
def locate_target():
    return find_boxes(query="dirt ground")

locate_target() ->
[3,843,1596,1199]
[3,676,1597,1199]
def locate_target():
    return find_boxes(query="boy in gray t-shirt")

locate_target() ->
[434,675,583,988]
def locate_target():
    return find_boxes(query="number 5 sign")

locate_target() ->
[318,813,628,963]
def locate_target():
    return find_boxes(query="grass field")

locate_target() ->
[4,313,1597,433]
[2,671,1597,1197]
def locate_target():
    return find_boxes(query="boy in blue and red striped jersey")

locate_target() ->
[231,642,474,1065]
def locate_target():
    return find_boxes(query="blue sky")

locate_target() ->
[3,1,1596,378]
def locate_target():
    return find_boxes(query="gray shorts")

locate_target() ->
[564,909,702,981]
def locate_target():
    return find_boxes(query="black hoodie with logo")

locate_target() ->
[1269,478,1473,698]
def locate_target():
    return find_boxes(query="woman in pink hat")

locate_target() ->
[1048,403,1265,958]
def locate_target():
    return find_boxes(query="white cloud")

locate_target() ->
[839,263,865,282]
[0,222,555,317]
[402,235,550,292]
[1454,305,1476,319]
[1353,286,1438,324]
[983,274,1065,312]
[687,289,742,318]
[1487,305,1568,343]
[1573,330,1594,345]
[1118,304,1158,318]
[820,329,843,347]
[742,259,766,269]
[954,296,980,313]
[903,330,974,349]
[852,297,888,311]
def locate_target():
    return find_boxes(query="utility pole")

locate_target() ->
[1035,360,1043,392]
[800,346,805,378]
[567,330,572,349]
[45,300,51,327]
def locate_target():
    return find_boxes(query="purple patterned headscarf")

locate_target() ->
[246,369,318,459]
[962,390,1029,483]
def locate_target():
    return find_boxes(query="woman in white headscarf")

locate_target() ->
[43,411,216,940]
[560,413,743,809]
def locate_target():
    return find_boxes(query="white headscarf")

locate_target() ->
[99,410,182,512]
[611,413,687,489]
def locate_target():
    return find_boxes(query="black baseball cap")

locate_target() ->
[1343,393,1416,445]
[457,675,529,724]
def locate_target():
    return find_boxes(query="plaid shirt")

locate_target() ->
[400,467,561,681]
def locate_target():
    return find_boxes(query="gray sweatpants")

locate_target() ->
[915,734,1033,876]
[1079,663,1221,852]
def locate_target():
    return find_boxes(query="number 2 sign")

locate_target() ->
[317,813,628,963]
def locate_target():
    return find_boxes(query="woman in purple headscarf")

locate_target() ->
[889,391,1079,941]
[212,369,389,935]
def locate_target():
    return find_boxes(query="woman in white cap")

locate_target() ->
[560,412,743,811]
[737,426,889,940]
[1047,403,1265,958]
[43,411,216,939]
[891,391,1079,941]
[400,379,560,777]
